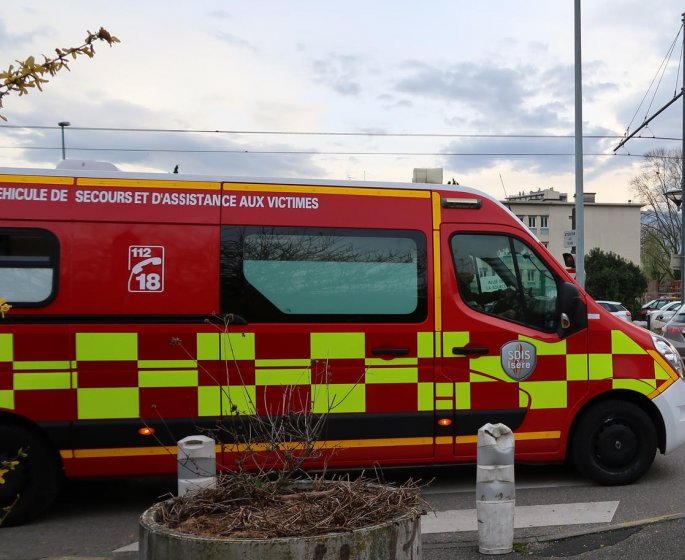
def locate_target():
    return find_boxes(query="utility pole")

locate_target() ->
[680,12,685,303]
[574,0,585,287]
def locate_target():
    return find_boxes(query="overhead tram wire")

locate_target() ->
[0,145,679,158]
[0,123,671,140]
[617,22,684,152]
[638,26,681,127]
[1,124,680,159]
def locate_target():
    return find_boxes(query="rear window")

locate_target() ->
[0,228,59,306]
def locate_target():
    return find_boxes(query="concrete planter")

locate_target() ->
[139,501,422,560]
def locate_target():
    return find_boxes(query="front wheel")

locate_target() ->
[0,424,63,526]
[570,400,657,486]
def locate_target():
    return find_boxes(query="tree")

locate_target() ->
[0,27,119,121]
[585,248,647,315]
[630,148,682,284]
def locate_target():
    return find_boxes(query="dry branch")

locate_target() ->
[158,473,428,539]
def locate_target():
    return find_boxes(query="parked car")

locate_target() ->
[641,297,678,322]
[662,309,685,358]
[596,300,632,322]
[650,301,682,333]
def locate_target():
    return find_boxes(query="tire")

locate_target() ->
[570,400,657,486]
[0,424,63,526]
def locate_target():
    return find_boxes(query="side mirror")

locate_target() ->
[562,252,576,274]
[557,281,587,337]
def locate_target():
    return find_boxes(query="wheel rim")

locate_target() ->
[593,420,638,469]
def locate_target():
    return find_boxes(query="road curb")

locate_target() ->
[525,511,685,543]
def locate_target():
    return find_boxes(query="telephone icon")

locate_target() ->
[131,257,162,275]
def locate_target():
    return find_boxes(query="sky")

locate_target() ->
[1,1,684,203]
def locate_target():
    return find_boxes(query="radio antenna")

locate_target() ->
[499,173,509,200]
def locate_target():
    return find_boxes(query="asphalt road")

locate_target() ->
[2,446,685,559]
[425,515,685,559]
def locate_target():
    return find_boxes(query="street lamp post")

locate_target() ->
[58,121,70,160]
[681,10,685,305]
[665,188,685,302]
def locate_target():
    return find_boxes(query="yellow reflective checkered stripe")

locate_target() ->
[75,333,137,420]
[434,329,679,412]
[0,333,13,409]
[1,329,678,422]
[1,334,73,408]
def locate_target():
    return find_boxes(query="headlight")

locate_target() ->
[652,333,684,378]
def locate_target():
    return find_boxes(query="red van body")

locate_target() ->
[2,166,685,523]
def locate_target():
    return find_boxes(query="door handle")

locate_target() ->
[372,347,410,357]
[452,346,489,356]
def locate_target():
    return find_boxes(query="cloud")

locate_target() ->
[436,136,574,176]
[390,56,670,183]
[311,54,362,96]
[393,59,579,134]
[206,9,232,20]
[0,19,45,51]
[396,61,529,109]
[213,31,259,53]
[2,97,327,179]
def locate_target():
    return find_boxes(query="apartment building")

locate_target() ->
[504,188,642,267]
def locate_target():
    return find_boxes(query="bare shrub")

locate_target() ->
[155,315,429,538]
[158,473,427,538]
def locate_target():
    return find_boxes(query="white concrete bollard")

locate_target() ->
[177,435,217,496]
[476,423,515,555]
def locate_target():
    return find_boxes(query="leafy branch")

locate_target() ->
[0,27,120,121]
[0,448,27,526]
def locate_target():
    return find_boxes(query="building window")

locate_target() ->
[540,216,548,228]
[528,216,536,228]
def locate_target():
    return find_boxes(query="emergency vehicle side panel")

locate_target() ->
[2,211,225,476]
[216,183,438,464]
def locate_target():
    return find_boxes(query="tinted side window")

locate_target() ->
[0,228,59,306]
[220,226,427,323]
[451,233,559,332]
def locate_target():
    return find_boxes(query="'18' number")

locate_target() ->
[135,273,161,291]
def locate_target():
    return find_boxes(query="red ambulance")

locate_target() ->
[1,163,685,524]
